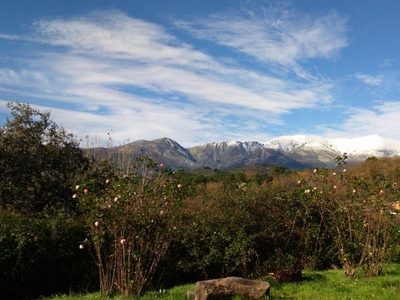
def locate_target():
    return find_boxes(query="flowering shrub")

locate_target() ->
[300,154,399,277]
[75,157,190,296]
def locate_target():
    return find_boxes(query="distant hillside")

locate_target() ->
[83,136,399,170]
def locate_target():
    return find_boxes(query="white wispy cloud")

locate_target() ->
[322,101,400,143]
[174,9,348,79]
[0,8,347,146]
[354,72,382,86]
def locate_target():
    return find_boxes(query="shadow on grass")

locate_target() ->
[380,279,400,289]
[301,273,326,282]
[380,264,400,276]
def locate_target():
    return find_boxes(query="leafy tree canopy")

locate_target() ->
[0,101,89,213]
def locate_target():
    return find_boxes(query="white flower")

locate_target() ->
[94,221,99,227]
[120,238,126,244]
[79,244,84,249]
[75,185,80,190]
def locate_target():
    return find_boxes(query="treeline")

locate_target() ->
[1,102,400,299]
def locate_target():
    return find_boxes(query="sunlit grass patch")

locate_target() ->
[265,264,400,299]
[44,265,400,300]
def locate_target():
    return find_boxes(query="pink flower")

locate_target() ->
[177,184,182,188]
[84,189,88,194]
[297,180,301,184]
[159,163,164,168]
[79,244,84,249]
[94,221,99,227]
[120,238,126,245]
[160,210,164,216]
[105,179,109,184]
[380,190,384,195]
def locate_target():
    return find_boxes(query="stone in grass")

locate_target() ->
[187,276,270,300]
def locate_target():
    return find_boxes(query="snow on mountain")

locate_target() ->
[263,135,332,153]
[262,135,400,156]
[298,141,336,152]
[217,140,264,151]
[264,135,305,152]
[192,135,400,166]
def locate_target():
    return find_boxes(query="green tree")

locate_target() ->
[0,101,89,212]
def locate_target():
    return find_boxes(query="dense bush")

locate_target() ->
[0,210,96,300]
[0,102,98,299]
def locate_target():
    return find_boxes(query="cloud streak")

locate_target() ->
[16,6,400,150]
[354,72,382,86]
[174,9,348,79]
[0,8,344,146]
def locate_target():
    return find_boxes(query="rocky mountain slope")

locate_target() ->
[95,136,400,170]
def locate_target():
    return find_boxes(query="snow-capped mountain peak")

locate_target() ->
[263,135,400,155]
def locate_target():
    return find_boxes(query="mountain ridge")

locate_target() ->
[97,135,400,170]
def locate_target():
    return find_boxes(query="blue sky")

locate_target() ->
[1,0,400,149]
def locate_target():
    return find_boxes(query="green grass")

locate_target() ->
[267,264,400,299]
[44,264,400,300]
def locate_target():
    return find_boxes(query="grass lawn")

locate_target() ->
[45,264,400,300]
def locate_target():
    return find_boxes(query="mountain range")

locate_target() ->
[93,135,400,170]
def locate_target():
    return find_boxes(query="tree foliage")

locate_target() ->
[0,102,90,212]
